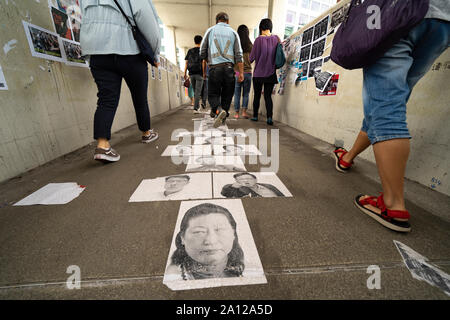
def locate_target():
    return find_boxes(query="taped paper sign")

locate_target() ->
[0,65,8,91]
[163,199,267,290]
[14,183,85,206]
[129,173,212,202]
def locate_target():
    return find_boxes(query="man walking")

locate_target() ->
[200,12,244,128]
[184,35,204,113]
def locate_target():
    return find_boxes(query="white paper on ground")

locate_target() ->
[163,199,267,290]
[0,65,8,90]
[213,172,293,199]
[14,183,86,206]
[161,145,212,157]
[394,240,450,296]
[193,136,234,145]
[129,173,212,202]
[186,155,246,172]
[213,144,262,156]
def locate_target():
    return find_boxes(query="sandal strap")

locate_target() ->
[358,195,379,207]
[334,148,353,167]
[377,193,411,220]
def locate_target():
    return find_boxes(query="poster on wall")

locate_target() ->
[310,38,326,60]
[48,0,81,42]
[0,65,8,91]
[61,38,88,67]
[151,66,156,79]
[319,74,339,96]
[329,2,351,34]
[301,26,314,46]
[158,68,162,81]
[50,6,73,40]
[308,58,323,78]
[314,71,335,92]
[23,21,64,62]
[313,15,330,42]
[299,44,311,62]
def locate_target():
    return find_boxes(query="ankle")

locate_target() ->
[383,195,406,211]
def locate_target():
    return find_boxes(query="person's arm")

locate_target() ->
[184,50,189,79]
[202,60,207,79]
[200,30,210,79]
[249,38,257,63]
[233,31,244,83]
[131,0,161,65]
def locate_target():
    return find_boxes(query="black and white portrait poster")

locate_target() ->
[23,21,64,62]
[314,71,335,92]
[193,136,235,146]
[310,38,326,60]
[308,58,323,78]
[186,155,246,172]
[129,173,212,202]
[313,15,329,42]
[301,26,314,46]
[163,199,267,290]
[213,144,262,156]
[161,145,212,157]
[213,172,292,199]
[299,44,311,63]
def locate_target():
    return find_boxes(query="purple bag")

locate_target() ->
[331,0,429,70]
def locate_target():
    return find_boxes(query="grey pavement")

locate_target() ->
[0,105,449,300]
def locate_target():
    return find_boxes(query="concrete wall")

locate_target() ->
[0,0,189,183]
[259,0,450,196]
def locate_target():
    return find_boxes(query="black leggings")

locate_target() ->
[252,80,275,119]
[90,54,151,140]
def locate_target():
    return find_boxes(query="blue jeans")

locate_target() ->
[361,19,450,144]
[234,73,252,111]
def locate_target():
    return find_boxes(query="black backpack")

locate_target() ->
[187,48,202,74]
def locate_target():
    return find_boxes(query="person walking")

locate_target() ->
[184,35,204,113]
[249,18,280,126]
[200,12,244,128]
[233,25,253,119]
[333,0,450,232]
[80,0,160,163]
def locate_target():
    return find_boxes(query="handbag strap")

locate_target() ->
[112,0,135,28]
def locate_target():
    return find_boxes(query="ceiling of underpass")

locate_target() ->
[153,0,269,49]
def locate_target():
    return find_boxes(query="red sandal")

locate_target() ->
[354,193,411,232]
[333,147,353,173]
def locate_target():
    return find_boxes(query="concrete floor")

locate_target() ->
[0,105,449,300]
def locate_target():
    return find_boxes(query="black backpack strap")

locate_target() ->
[113,0,134,27]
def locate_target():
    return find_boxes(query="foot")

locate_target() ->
[354,194,411,232]
[241,110,249,119]
[94,147,120,163]
[142,129,159,143]
[267,117,273,125]
[234,113,239,119]
[250,117,258,122]
[210,110,217,118]
[214,110,227,128]
[193,109,201,114]
[333,147,353,173]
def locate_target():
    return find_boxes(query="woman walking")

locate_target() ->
[249,18,279,125]
[233,25,253,119]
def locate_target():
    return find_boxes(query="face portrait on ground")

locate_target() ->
[163,199,267,290]
[213,172,293,199]
[194,136,234,145]
[186,156,246,172]
[129,173,212,202]
[161,145,212,157]
[213,144,262,156]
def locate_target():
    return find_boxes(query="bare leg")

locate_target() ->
[373,138,409,211]
[336,130,371,167]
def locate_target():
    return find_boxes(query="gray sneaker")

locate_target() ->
[94,147,120,163]
[142,129,159,143]
[214,110,227,128]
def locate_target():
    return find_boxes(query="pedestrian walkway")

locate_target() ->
[0,105,449,299]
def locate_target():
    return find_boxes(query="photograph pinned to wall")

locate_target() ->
[161,145,212,157]
[301,61,309,78]
[186,155,246,172]
[213,144,262,156]
[329,2,351,34]
[319,73,339,96]
[323,55,331,64]
[50,6,73,40]
[163,199,267,290]
[158,68,162,81]
[313,15,330,42]
[0,65,8,91]
[310,38,326,60]
[61,38,87,67]
[129,173,212,202]
[176,73,179,81]
[314,71,335,92]
[49,0,82,42]
[308,58,323,78]
[301,26,314,46]
[213,172,292,199]
[299,44,311,63]
[23,21,64,62]
[70,17,81,42]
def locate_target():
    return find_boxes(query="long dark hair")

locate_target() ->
[171,203,245,277]
[237,25,252,53]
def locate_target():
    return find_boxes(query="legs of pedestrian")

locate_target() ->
[234,77,242,119]
[208,67,221,118]
[252,79,263,121]
[191,74,203,111]
[263,82,275,125]
[241,73,251,119]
